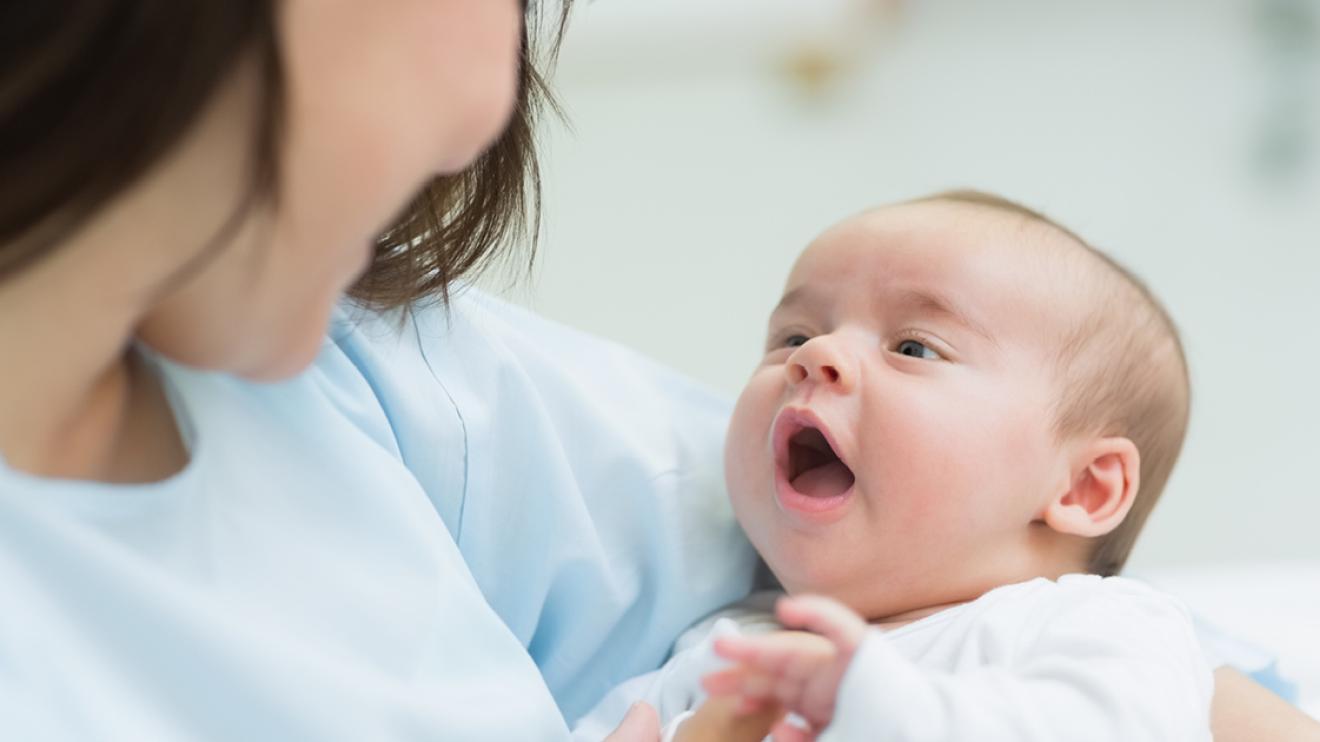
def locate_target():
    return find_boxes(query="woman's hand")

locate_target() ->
[1211,667,1320,742]
[671,694,784,742]
[603,702,661,742]
[701,595,868,740]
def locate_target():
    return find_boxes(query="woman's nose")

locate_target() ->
[785,336,854,393]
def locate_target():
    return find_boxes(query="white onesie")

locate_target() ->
[573,574,1213,741]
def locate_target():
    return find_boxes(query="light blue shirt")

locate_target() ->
[0,290,759,740]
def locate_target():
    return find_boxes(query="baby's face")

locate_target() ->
[725,202,1083,619]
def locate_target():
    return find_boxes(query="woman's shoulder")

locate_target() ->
[322,288,732,468]
[319,291,756,719]
[326,288,728,406]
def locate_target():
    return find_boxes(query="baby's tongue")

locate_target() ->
[790,461,855,498]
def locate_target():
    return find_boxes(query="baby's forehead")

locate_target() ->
[802,200,1085,282]
[848,199,1074,248]
[790,201,1097,334]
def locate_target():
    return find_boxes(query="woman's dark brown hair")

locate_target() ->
[0,1,568,309]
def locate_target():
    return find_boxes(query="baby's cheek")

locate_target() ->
[869,428,989,533]
[723,406,754,491]
[725,381,775,501]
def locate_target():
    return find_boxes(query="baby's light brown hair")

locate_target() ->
[918,190,1191,576]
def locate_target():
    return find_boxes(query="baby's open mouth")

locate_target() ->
[786,426,856,498]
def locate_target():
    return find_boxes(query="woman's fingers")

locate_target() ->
[703,668,775,709]
[603,702,661,742]
[735,694,771,715]
[775,595,868,652]
[701,667,744,695]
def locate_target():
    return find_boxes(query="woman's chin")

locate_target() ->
[238,325,329,382]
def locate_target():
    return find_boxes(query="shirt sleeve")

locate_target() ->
[324,290,760,722]
[820,582,1214,741]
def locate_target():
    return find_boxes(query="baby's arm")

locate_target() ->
[705,589,1213,741]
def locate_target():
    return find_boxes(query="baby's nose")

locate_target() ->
[785,338,853,392]
[787,360,841,385]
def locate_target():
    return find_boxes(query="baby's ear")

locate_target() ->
[1043,437,1140,538]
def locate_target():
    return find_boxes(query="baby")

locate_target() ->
[574,191,1211,741]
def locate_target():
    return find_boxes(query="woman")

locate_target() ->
[0,2,1310,739]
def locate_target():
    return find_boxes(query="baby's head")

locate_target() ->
[724,191,1189,621]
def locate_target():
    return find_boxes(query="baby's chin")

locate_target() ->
[763,552,971,623]
[762,553,875,610]
[792,581,958,625]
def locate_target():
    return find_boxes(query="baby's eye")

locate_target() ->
[895,339,942,360]
[784,334,810,348]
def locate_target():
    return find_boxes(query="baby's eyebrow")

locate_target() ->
[771,286,818,315]
[891,288,997,345]
[773,285,997,345]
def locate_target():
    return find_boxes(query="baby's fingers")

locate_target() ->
[770,718,817,742]
[713,633,831,676]
[775,595,868,653]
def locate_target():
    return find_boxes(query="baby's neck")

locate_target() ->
[870,600,970,631]
[863,558,1095,630]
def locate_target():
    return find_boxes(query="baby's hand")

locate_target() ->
[702,595,867,740]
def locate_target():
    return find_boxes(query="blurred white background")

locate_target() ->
[485,0,1320,570]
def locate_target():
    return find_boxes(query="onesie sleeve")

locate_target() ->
[821,580,1213,741]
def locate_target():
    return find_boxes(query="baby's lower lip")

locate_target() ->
[774,471,854,523]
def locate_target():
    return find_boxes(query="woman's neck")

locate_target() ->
[0,230,188,483]
[0,59,262,484]
[0,322,188,484]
